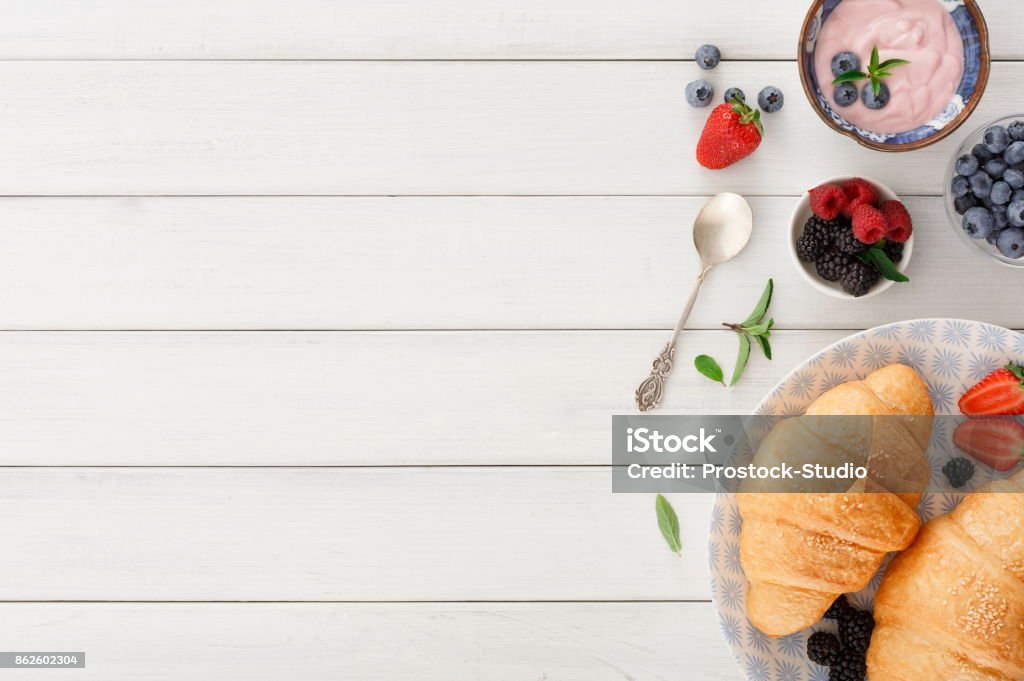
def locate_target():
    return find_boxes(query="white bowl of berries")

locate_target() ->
[789,176,914,299]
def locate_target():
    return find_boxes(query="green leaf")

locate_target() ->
[832,70,868,85]
[694,355,725,384]
[655,494,682,554]
[730,334,752,386]
[872,76,881,97]
[741,278,774,327]
[743,322,771,336]
[1005,362,1024,381]
[870,46,880,71]
[877,58,910,70]
[755,334,772,360]
[859,247,909,283]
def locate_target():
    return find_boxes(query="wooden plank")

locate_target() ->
[0,197,1017,330]
[0,602,737,680]
[0,330,844,465]
[0,61,1017,196]
[0,0,1021,61]
[0,468,712,601]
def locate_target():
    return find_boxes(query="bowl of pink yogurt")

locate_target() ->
[799,0,989,151]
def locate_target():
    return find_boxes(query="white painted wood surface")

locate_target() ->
[0,468,710,601]
[0,197,1015,330]
[0,603,737,681]
[0,330,876,465]
[3,1,1022,679]
[0,61,1020,196]
[0,0,1021,60]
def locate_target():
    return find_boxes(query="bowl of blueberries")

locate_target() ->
[948,115,1024,265]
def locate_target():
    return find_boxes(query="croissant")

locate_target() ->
[738,364,934,637]
[868,471,1024,680]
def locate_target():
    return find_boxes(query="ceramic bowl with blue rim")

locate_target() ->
[710,319,1023,680]
[798,0,990,152]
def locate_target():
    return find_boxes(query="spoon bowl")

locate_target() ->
[694,192,754,267]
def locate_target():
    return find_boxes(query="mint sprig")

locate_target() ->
[832,46,909,97]
[858,241,909,283]
[694,278,774,387]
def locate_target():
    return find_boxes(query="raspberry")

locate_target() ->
[841,178,878,218]
[880,200,913,242]
[851,204,888,244]
[809,184,848,220]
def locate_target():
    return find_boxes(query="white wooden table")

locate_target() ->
[0,2,1022,678]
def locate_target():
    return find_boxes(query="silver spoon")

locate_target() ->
[635,192,754,412]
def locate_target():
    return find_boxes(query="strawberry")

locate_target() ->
[880,200,913,243]
[808,184,847,220]
[841,178,878,218]
[851,204,888,244]
[959,364,1024,416]
[953,418,1024,472]
[696,98,763,169]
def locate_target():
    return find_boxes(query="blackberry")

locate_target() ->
[838,609,874,654]
[834,223,867,255]
[823,594,853,621]
[815,250,851,282]
[882,240,904,263]
[840,260,880,297]
[943,457,975,489]
[806,632,841,666]
[829,649,867,681]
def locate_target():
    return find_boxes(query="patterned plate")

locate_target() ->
[710,319,1024,681]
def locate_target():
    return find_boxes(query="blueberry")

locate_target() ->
[954,193,979,215]
[997,228,1024,258]
[861,82,890,109]
[985,125,1011,154]
[831,51,860,77]
[955,154,980,176]
[972,143,996,163]
[758,86,784,113]
[685,79,714,107]
[970,171,994,198]
[985,158,1008,178]
[991,181,1013,205]
[695,44,721,70]
[1008,200,1024,228]
[1005,141,1024,165]
[1004,168,1024,189]
[723,87,745,104]
[1009,120,1024,142]
[963,207,995,239]
[951,174,970,197]
[988,229,1003,246]
[833,83,858,107]
[993,205,1010,229]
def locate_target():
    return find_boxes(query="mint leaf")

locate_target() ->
[859,246,909,283]
[743,322,771,336]
[756,334,772,360]
[694,355,725,384]
[741,278,774,327]
[877,58,910,70]
[730,334,751,386]
[870,46,880,71]
[832,70,868,85]
[655,494,682,554]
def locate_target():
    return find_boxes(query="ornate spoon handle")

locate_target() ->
[635,268,710,412]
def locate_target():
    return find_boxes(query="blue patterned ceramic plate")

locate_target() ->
[798,0,989,151]
[710,319,1023,681]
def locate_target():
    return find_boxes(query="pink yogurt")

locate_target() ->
[814,0,964,134]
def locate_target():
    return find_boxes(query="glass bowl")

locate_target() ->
[945,114,1024,267]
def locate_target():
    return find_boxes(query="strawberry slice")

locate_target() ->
[958,363,1024,416]
[953,418,1024,472]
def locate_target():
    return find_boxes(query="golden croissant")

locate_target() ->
[738,364,934,637]
[868,470,1024,680]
